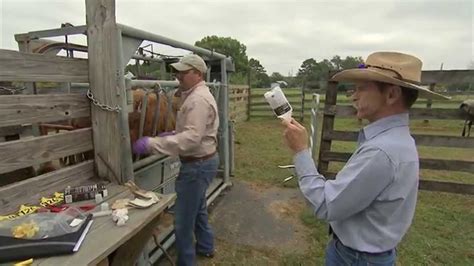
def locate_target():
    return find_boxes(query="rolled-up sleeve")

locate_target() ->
[148,99,210,156]
[295,147,394,221]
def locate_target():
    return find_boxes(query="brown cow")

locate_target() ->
[36,88,178,174]
[128,88,177,144]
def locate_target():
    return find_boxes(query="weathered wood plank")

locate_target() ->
[318,81,338,173]
[250,101,303,107]
[230,105,248,114]
[0,94,90,127]
[230,112,248,122]
[229,85,249,90]
[321,151,351,162]
[323,130,474,149]
[230,101,248,108]
[0,125,25,137]
[421,70,474,85]
[36,191,176,266]
[87,0,128,183]
[418,180,474,194]
[321,151,473,173]
[413,134,474,148]
[229,91,248,96]
[409,107,466,120]
[249,114,277,118]
[327,105,466,120]
[230,96,249,101]
[323,171,474,195]
[0,128,93,174]
[420,158,474,173]
[0,49,88,82]
[0,160,94,215]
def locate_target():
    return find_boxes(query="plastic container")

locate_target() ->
[263,85,293,121]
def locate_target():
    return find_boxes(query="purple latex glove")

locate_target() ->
[158,131,176,137]
[133,137,150,155]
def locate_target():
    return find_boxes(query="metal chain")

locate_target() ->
[86,89,122,113]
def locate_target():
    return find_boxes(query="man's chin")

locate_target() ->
[355,111,365,120]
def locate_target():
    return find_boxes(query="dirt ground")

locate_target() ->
[157,180,310,265]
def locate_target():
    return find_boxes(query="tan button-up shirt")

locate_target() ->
[148,81,219,157]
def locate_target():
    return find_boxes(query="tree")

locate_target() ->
[330,55,343,70]
[295,55,364,89]
[340,56,364,69]
[195,36,249,74]
[249,58,270,88]
[296,58,317,85]
[269,72,285,84]
[296,58,326,88]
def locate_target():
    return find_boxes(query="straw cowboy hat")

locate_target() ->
[331,51,450,100]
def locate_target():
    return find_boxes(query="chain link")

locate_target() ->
[86,89,122,113]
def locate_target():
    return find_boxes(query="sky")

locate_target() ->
[0,0,473,75]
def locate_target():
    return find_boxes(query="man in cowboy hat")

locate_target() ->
[282,51,448,265]
[133,53,219,266]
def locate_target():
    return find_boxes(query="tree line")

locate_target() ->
[126,36,474,92]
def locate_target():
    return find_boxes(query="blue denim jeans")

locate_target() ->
[174,154,218,266]
[326,238,396,266]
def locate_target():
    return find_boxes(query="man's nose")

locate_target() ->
[350,93,357,101]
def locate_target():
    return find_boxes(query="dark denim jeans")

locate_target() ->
[326,238,396,266]
[174,154,218,266]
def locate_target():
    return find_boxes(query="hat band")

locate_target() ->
[359,64,421,85]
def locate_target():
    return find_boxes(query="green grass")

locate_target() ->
[227,119,474,265]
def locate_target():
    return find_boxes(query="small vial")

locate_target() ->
[95,193,103,203]
[100,202,110,211]
[264,85,293,121]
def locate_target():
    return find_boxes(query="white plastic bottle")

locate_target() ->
[264,85,293,121]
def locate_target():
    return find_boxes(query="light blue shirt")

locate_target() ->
[294,113,419,253]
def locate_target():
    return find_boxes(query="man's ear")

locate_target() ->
[386,85,402,105]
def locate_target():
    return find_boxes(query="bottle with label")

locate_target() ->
[263,85,292,121]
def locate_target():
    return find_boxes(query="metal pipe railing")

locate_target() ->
[132,54,164,63]
[309,93,320,162]
[219,59,230,183]
[14,25,87,41]
[119,24,228,60]
[133,154,168,171]
[129,79,221,88]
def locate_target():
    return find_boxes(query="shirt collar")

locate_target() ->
[362,113,410,141]
[180,80,205,97]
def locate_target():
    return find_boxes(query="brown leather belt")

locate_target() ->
[179,151,216,163]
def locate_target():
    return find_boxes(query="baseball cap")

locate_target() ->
[170,54,208,73]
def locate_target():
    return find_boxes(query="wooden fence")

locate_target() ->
[0,49,95,214]
[229,85,250,122]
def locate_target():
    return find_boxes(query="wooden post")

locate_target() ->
[86,0,128,182]
[318,80,338,177]
[247,64,251,121]
[423,83,435,124]
[300,85,305,122]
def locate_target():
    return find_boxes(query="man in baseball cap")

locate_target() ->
[282,51,449,265]
[133,53,218,265]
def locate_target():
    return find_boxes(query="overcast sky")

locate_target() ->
[1,0,472,75]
